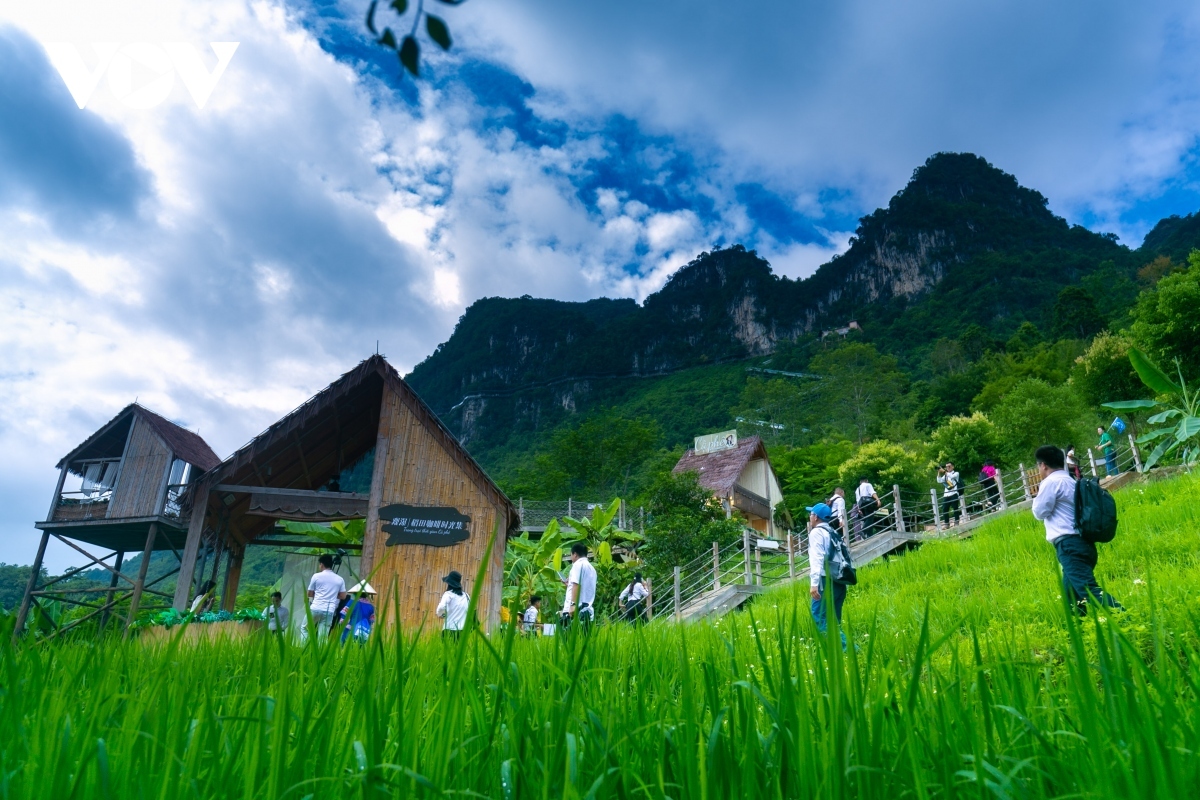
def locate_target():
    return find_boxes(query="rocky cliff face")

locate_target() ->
[407,152,1131,435]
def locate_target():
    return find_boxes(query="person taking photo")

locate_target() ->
[937,462,960,526]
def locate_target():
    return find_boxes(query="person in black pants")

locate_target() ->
[1031,445,1122,616]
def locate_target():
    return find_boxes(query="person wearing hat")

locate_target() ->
[806,502,848,648]
[436,570,470,638]
[341,582,377,644]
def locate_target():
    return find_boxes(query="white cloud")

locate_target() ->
[4,0,1200,573]
[463,0,1200,235]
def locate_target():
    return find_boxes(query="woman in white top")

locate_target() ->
[435,570,470,638]
[618,574,648,623]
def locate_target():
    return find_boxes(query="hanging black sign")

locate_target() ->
[380,504,471,547]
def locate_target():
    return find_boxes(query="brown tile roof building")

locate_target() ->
[672,435,768,496]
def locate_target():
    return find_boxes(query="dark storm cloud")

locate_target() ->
[0,26,150,226]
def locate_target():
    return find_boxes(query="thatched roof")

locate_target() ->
[197,355,518,534]
[56,403,220,473]
[672,435,768,496]
[136,406,222,471]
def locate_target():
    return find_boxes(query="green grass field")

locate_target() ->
[3,473,1199,799]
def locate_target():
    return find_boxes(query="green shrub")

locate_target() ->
[928,411,1002,473]
[836,439,926,494]
[990,378,1094,463]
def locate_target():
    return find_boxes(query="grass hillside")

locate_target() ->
[792,469,1200,647]
[1,473,1197,798]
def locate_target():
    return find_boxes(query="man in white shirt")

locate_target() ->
[937,462,961,526]
[563,543,597,630]
[264,591,289,634]
[1032,445,1121,617]
[829,488,848,538]
[806,502,847,648]
[304,554,347,641]
[854,478,881,537]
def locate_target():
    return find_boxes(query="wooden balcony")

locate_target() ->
[51,496,111,522]
[732,484,771,520]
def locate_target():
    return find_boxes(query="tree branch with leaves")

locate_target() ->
[366,0,462,78]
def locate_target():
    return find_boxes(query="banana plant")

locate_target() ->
[275,519,365,544]
[561,498,645,566]
[1103,347,1200,470]
[502,518,578,609]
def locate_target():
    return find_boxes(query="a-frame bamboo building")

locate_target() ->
[19,356,521,637]
[176,355,519,629]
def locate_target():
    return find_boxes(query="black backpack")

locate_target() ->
[819,524,858,586]
[1075,477,1117,543]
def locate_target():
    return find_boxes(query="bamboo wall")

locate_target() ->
[107,416,171,519]
[365,383,507,631]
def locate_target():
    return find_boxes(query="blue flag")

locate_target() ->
[1111,417,1127,434]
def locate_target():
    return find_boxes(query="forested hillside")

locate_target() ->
[406,153,1200,507]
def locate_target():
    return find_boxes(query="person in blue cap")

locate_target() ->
[806,501,848,648]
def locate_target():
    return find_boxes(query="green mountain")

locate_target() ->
[407,153,1199,487]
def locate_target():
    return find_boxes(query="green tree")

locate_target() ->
[771,440,858,518]
[510,413,660,499]
[1051,286,1106,339]
[1130,249,1200,382]
[836,440,926,495]
[1005,322,1044,354]
[808,343,907,443]
[971,339,1087,412]
[0,563,44,612]
[639,472,744,582]
[958,323,1001,362]
[1079,260,1139,321]
[732,377,815,447]
[928,412,1002,474]
[1071,331,1143,408]
[990,379,1093,464]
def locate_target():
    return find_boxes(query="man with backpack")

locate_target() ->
[854,478,880,538]
[1032,445,1122,617]
[828,487,849,539]
[807,502,854,648]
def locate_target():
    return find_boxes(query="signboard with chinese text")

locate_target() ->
[380,504,471,547]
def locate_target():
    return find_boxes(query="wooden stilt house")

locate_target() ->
[15,405,221,638]
[673,432,791,537]
[175,355,519,631]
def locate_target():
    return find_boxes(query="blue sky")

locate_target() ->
[2,0,1200,569]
